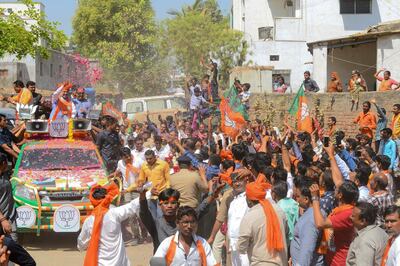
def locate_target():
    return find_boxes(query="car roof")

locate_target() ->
[0,108,16,119]
[24,139,97,150]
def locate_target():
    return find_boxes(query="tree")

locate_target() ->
[0,0,67,59]
[163,0,247,88]
[72,0,165,95]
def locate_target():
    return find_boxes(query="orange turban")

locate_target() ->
[220,149,233,161]
[219,167,234,185]
[84,182,119,266]
[246,175,284,253]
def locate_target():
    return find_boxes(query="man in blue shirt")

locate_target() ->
[291,179,325,266]
[378,128,397,170]
[72,87,92,118]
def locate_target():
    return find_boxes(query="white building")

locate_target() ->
[0,2,80,90]
[231,0,400,92]
[308,20,400,91]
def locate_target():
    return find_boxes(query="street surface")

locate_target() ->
[20,232,153,266]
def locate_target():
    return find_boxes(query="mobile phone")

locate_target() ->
[336,136,342,146]
[323,137,330,147]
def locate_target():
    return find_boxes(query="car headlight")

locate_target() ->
[14,184,37,201]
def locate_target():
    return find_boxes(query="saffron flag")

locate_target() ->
[220,85,249,138]
[288,85,313,133]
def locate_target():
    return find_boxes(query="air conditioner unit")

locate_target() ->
[258,27,273,40]
[285,0,294,7]
[26,120,49,133]
[73,119,92,131]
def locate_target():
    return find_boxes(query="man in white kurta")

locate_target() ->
[77,198,140,266]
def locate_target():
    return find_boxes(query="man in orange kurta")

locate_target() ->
[354,101,377,139]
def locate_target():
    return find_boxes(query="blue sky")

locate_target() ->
[0,0,230,36]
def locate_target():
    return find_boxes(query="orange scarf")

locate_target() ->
[165,234,207,266]
[52,97,72,120]
[125,162,140,181]
[317,204,354,254]
[381,236,395,266]
[83,182,119,266]
[246,174,283,253]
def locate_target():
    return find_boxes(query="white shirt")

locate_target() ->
[131,148,148,162]
[77,199,138,266]
[152,144,171,161]
[116,157,144,189]
[154,231,216,266]
[387,235,400,266]
[119,133,128,146]
[358,186,370,202]
[228,192,249,250]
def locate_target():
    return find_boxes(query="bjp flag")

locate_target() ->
[220,85,249,138]
[288,85,313,133]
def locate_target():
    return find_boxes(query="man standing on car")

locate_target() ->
[96,116,122,173]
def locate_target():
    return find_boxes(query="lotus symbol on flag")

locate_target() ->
[300,102,309,121]
[224,111,236,128]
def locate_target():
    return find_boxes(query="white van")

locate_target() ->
[122,93,187,121]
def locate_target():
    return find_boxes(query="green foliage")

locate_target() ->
[0,0,67,59]
[163,0,247,88]
[73,0,168,95]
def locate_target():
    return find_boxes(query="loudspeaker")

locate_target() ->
[26,120,49,133]
[73,119,91,131]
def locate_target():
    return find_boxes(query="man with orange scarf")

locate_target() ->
[50,82,74,121]
[309,145,359,266]
[237,173,288,265]
[381,205,400,266]
[153,206,217,266]
[78,182,139,266]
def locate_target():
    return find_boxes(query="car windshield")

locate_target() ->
[20,148,101,170]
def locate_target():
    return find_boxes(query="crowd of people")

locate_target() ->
[82,68,400,265]
[0,66,400,266]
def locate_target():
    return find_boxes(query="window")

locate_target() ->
[0,69,8,79]
[146,99,167,112]
[258,27,273,40]
[126,102,144,113]
[50,64,53,77]
[170,97,186,109]
[40,62,43,76]
[340,0,371,14]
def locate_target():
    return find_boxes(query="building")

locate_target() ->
[0,2,81,90]
[307,20,400,92]
[231,0,400,92]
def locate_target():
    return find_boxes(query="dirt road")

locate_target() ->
[20,232,153,266]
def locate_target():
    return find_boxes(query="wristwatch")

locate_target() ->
[311,196,319,202]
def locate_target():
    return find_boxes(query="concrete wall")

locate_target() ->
[232,0,400,91]
[376,33,400,83]
[251,91,400,137]
[230,68,273,93]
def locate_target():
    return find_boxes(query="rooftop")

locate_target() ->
[307,20,400,48]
